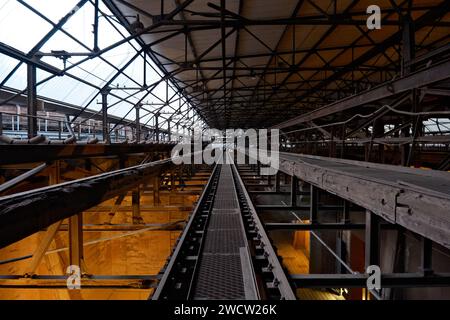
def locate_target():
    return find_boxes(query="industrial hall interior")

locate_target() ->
[0,0,449,301]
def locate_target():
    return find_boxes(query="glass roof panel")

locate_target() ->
[22,0,80,23]
[0,0,52,52]
[0,1,199,126]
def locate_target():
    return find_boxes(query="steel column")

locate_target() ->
[365,210,381,267]
[132,187,142,224]
[275,171,280,192]
[421,237,433,275]
[310,184,318,223]
[69,213,83,269]
[153,175,160,205]
[101,89,110,143]
[155,112,160,142]
[290,175,298,206]
[135,104,141,143]
[26,64,37,139]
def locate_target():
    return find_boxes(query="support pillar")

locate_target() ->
[336,199,350,274]
[365,210,380,268]
[27,64,37,138]
[101,89,110,143]
[168,120,171,142]
[275,171,280,192]
[400,16,416,167]
[310,184,318,223]
[290,175,298,206]
[69,213,83,269]
[135,104,141,143]
[401,16,415,76]
[155,112,160,143]
[24,161,62,275]
[153,175,160,205]
[421,237,433,275]
[132,187,142,224]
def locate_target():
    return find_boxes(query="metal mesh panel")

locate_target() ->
[192,165,258,300]
[212,198,239,209]
[208,214,242,229]
[203,229,244,254]
[193,255,246,300]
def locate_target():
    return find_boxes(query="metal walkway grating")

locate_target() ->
[152,162,295,300]
[193,255,246,300]
[193,165,255,300]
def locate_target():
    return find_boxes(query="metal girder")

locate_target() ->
[0,162,49,193]
[239,148,450,249]
[265,222,399,230]
[1,0,447,130]
[0,43,62,75]
[104,0,207,126]
[0,143,175,165]
[265,223,366,230]
[0,159,173,248]
[274,59,450,129]
[292,273,450,288]
[275,152,450,249]
[134,18,450,28]
[0,87,156,132]
[282,1,450,109]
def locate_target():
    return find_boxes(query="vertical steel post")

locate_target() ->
[167,120,171,142]
[275,171,280,192]
[132,187,142,224]
[101,89,110,143]
[421,237,433,275]
[93,0,99,52]
[27,64,37,139]
[310,184,318,223]
[153,175,160,206]
[290,175,298,207]
[155,112,160,143]
[135,104,141,143]
[365,210,380,268]
[69,213,83,269]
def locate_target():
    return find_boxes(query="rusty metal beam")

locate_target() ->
[0,143,175,165]
[273,59,450,129]
[0,159,173,248]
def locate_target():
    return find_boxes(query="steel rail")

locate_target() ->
[230,161,297,300]
[152,156,297,300]
[151,164,220,300]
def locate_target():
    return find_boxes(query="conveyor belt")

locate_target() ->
[193,165,257,299]
[152,157,296,300]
